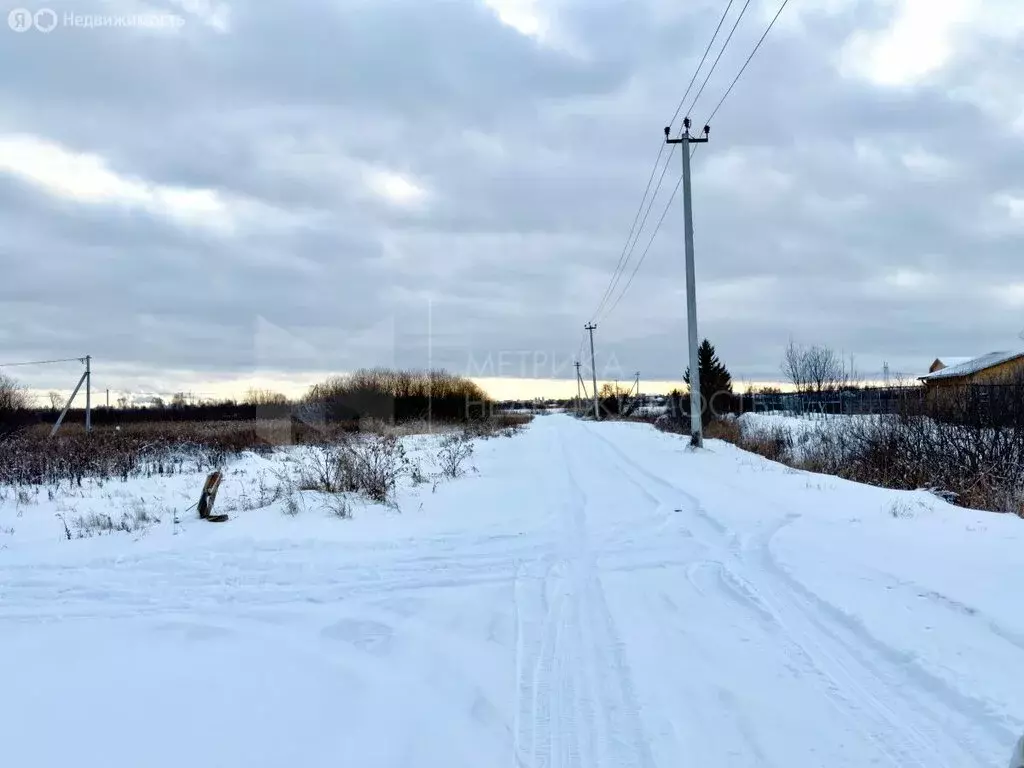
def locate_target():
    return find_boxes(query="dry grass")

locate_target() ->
[0,414,532,489]
[716,415,1024,516]
[703,418,742,443]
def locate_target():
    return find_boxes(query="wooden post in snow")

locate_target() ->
[197,471,228,523]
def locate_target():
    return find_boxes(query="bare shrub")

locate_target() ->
[888,499,915,519]
[298,444,349,494]
[738,423,794,464]
[341,433,408,504]
[653,412,690,436]
[323,494,353,519]
[0,420,283,488]
[729,410,1024,515]
[125,498,162,527]
[493,413,532,431]
[704,418,741,444]
[70,499,162,538]
[437,432,474,478]
[283,493,302,517]
[465,414,531,439]
[408,458,427,486]
[298,433,410,506]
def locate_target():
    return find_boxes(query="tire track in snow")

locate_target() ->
[752,528,1018,759]
[513,555,563,768]
[870,573,1024,655]
[558,428,658,768]
[753,501,1019,754]
[580,422,1004,767]
[638,568,793,767]
[685,560,777,627]
[512,423,655,768]
[1,533,552,623]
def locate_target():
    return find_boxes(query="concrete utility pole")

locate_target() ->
[84,355,92,433]
[585,322,599,420]
[51,357,90,438]
[665,118,709,447]
[634,371,640,397]
[574,361,582,416]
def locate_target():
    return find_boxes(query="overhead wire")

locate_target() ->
[0,356,85,368]
[684,0,754,118]
[601,175,683,321]
[590,142,667,320]
[668,0,737,130]
[599,0,793,320]
[596,143,678,321]
[589,0,741,322]
[704,0,792,125]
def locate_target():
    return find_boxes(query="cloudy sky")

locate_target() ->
[1,0,1023,401]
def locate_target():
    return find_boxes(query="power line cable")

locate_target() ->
[705,0,792,124]
[589,0,742,321]
[596,144,678,320]
[602,175,684,321]
[668,0,737,130]
[685,0,754,118]
[0,358,84,370]
[600,0,792,319]
[591,142,667,320]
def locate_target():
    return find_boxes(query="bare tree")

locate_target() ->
[803,344,845,393]
[48,390,63,410]
[0,373,30,413]
[244,388,290,406]
[782,341,852,393]
[781,339,808,392]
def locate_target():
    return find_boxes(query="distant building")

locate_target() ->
[920,351,1024,388]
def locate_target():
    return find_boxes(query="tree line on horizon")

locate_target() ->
[0,368,496,431]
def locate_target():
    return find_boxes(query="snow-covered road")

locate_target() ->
[2,415,1022,767]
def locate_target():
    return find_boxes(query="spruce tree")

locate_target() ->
[684,339,733,423]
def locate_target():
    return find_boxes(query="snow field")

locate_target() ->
[1,415,1021,767]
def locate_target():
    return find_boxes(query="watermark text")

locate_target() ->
[8,7,185,33]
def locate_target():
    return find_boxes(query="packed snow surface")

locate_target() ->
[2,415,1022,767]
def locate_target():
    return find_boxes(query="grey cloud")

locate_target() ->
[1,0,1023,394]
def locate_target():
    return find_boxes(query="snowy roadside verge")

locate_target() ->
[725,411,1024,514]
[596,418,1024,742]
[0,421,525,555]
